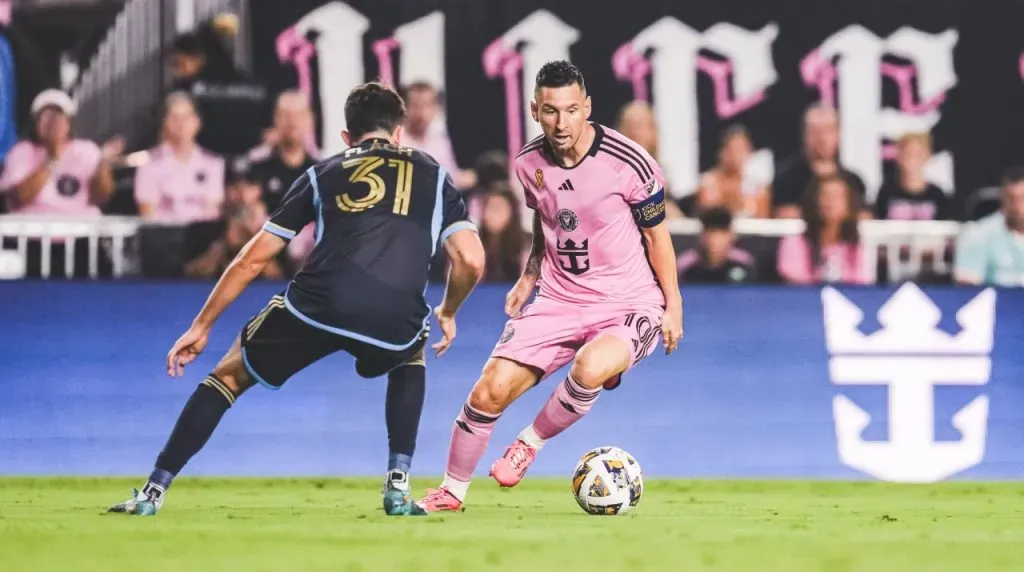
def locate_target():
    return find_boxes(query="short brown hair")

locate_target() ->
[344,82,406,139]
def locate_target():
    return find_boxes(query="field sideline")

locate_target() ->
[1,478,1022,571]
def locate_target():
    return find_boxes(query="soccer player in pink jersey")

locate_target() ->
[418,61,683,512]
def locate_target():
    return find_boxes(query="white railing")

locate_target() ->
[0,215,963,282]
[667,218,962,283]
[0,215,141,279]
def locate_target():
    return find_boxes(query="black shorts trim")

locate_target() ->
[240,295,429,389]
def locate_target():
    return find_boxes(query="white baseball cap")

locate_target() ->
[31,89,77,117]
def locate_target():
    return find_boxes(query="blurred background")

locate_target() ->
[0,0,1022,483]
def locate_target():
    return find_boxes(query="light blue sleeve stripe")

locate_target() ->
[430,166,447,256]
[263,221,296,240]
[440,220,477,243]
[308,166,324,245]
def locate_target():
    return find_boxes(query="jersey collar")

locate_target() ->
[541,122,603,169]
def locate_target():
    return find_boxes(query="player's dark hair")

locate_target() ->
[171,32,205,57]
[535,60,585,91]
[1001,166,1024,188]
[698,206,734,232]
[344,82,407,140]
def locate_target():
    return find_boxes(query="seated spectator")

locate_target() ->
[134,92,225,225]
[0,89,121,214]
[0,89,122,277]
[184,170,284,280]
[400,82,476,188]
[464,149,509,224]
[954,167,1024,286]
[696,125,770,218]
[771,104,867,219]
[615,100,683,219]
[479,183,528,282]
[244,90,318,212]
[676,207,756,283]
[778,175,869,284]
[875,133,951,220]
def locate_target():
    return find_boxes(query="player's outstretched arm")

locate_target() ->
[192,230,287,333]
[433,228,485,356]
[167,230,287,376]
[505,211,544,317]
[640,221,683,354]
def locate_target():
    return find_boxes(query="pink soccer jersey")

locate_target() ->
[0,140,102,215]
[134,144,226,224]
[514,124,666,309]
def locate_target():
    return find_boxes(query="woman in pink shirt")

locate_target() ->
[134,92,225,224]
[0,89,121,278]
[777,174,870,284]
[0,89,119,215]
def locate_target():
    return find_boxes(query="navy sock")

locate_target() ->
[385,364,425,473]
[152,375,235,485]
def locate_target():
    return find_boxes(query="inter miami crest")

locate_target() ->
[55,175,81,197]
[557,238,589,275]
[557,208,579,232]
[499,325,515,344]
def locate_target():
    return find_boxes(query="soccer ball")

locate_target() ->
[571,446,643,515]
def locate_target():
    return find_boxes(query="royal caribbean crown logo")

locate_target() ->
[821,283,997,483]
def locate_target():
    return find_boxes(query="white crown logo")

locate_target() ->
[822,283,996,355]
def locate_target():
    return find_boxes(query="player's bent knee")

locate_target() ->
[572,339,631,389]
[212,360,255,397]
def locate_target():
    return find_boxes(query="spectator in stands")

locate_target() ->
[695,125,770,218]
[615,100,683,218]
[954,167,1024,286]
[165,16,268,156]
[772,105,867,219]
[676,206,756,283]
[184,168,284,280]
[778,174,869,284]
[244,90,318,213]
[875,133,951,221]
[463,149,510,224]
[134,92,224,224]
[0,89,122,277]
[400,82,476,188]
[0,89,121,214]
[479,183,528,282]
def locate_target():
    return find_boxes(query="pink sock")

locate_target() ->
[529,374,601,441]
[442,402,500,499]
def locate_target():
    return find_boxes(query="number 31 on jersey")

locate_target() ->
[338,156,413,215]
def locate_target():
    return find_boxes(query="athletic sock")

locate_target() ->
[442,402,500,501]
[529,373,600,441]
[385,363,425,474]
[150,375,235,491]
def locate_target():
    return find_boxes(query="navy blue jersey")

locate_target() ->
[262,138,475,350]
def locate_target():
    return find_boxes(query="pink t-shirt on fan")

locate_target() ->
[134,144,225,224]
[0,140,102,215]
[514,124,665,309]
[777,234,869,284]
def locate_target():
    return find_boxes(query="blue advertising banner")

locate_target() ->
[0,283,1020,481]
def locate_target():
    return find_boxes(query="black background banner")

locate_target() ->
[251,0,1024,209]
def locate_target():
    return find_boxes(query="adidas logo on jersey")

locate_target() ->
[557,179,575,191]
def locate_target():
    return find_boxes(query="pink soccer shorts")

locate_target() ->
[490,296,663,383]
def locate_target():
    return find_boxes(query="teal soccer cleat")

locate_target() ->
[107,487,162,516]
[382,471,426,516]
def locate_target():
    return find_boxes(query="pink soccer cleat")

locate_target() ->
[416,487,463,513]
[489,439,538,487]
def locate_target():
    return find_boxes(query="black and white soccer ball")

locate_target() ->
[571,446,643,515]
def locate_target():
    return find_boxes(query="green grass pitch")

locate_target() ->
[1,478,1023,571]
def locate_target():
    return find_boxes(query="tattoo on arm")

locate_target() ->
[524,212,543,277]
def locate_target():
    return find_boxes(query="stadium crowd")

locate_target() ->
[1,18,1022,287]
